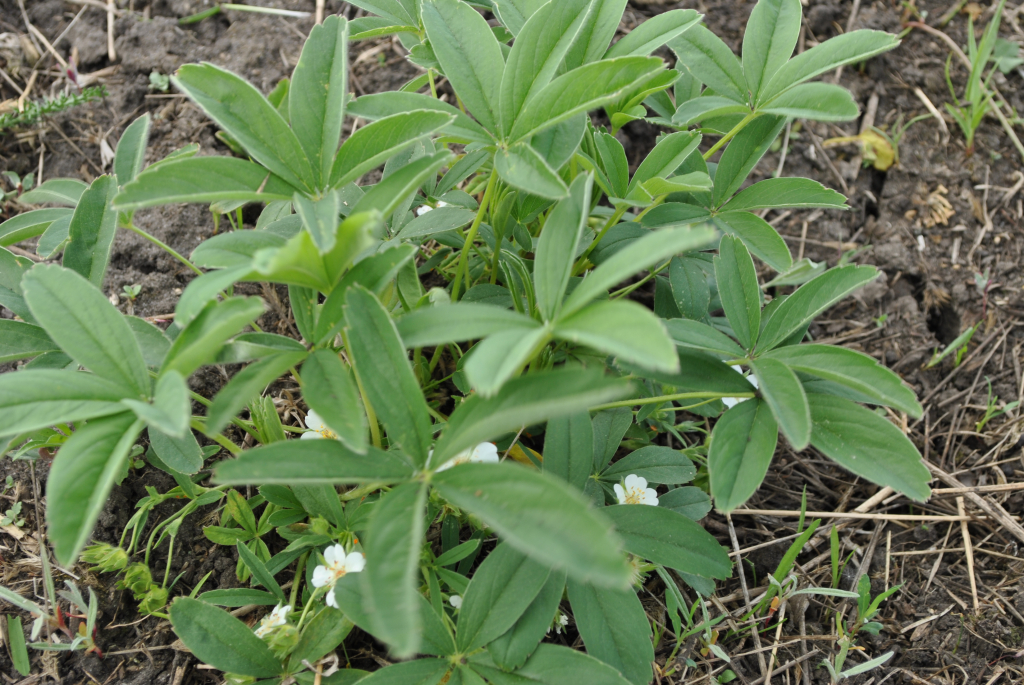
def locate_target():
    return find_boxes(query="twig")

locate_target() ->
[957,497,980,612]
[748,650,821,685]
[106,0,116,61]
[316,0,325,24]
[913,87,951,145]
[927,460,1024,546]
[806,126,849,194]
[967,165,992,266]
[764,601,787,685]
[933,482,1024,495]
[730,508,1001,522]
[775,121,792,178]
[727,513,767,677]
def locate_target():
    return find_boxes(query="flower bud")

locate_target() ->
[117,563,153,597]
[82,543,128,574]
[265,623,299,659]
[138,586,168,615]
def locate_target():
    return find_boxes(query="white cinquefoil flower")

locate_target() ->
[614,474,659,506]
[449,595,463,609]
[722,366,759,408]
[312,544,365,608]
[436,442,499,472]
[254,603,292,638]
[301,409,337,440]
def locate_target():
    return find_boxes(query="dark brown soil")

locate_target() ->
[1,0,1023,683]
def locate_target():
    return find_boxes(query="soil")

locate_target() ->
[1,0,1023,683]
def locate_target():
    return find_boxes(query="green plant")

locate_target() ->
[149,71,170,92]
[1,171,34,211]
[975,376,1020,431]
[0,1,928,681]
[944,0,1007,155]
[926,322,978,368]
[821,575,898,682]
[0,86,107,133]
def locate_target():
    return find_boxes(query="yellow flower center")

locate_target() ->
[317,427,337,439]
[623,486,645,505]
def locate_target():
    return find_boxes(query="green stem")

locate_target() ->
[451,168,498,301]
[610,260,670,299]
[590,391,755,411]
[574,204,627,276]
[289,552,307,609]
[295,588,325,631]
[703,113,758,161]
[340,329,382,449]
[191,418,241,456]
[124,223,203,276]
[427,69,438,99]
[634,196,666,222]
[162,534,175,588]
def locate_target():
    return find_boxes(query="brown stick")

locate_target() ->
[958,497,980,613]
[927,461,1024,546]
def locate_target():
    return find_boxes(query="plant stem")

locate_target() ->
[124,223,203,276]
[610,260,670,299]
[451,168,497,301]
[574,204,628,276]
[590,391,755,411]
[289,552,307,608]
[703,112,758,161]
[340,329,382,449]
[427,69,438,99]
[162,534,175,588]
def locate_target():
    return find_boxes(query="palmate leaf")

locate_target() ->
[396,302,539,347]
[172,63,314,190]
[488,568,567,670]
[0,208,72,247]
[433,463,632,588]
[495,142,569,200]
[749,357,810,449]
[214,440,414,485]
[713,235,760,351]
[602,504,732,578]
[760,82,859,121]
[669,24,747,103]
[0,320,59,363]
[563,0,628,69]
[554,300,679,373]
[300,350,368,454]
[568,580,654,685]
[0,370,130,435]
[722,177,847,212]
[741,0,801,100]
[113,114,151,185]
[605,8,701,58]
[708,398,778,512]
[713,211,792,273]
[169,598,282,678]
[62,175,119,289]
[534,174,591,319]
[346,91,494,144]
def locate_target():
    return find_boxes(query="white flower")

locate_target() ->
[301,409,337,440]
[614,474,659,506]
[436,442,499,472]
[449,595,463,609]
[312,544,365,608]
[254,603,291,638]
[722,366,759,408]
[416,200,450,216]
[547,612,569,634]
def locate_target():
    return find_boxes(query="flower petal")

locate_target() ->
[312,565,331,588]
[613,483,627,504]
[305,409,325,431]
[344,551,366,573]
[323,544,345,566]
[326,588,339,608]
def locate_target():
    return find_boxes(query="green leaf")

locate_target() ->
[627,131,701,196]
[362,482,427,658]
[433,462,631,588]
[564,0,628,68]
[509,57,665,142]
[714,235,761,351]
[638,173,712,198]
[606,8,701,58]
[713,211,792,272]
[760,30,899,103]
[0,320,59,363]
[148,426,204,475]
[17,178,87,206]
[346,91,493,144]
[498,0,594,135]
[396,303,539,348]
[600,445,695,484]
[61,175,119,288]
[749,357,810,449]
[173,63,314,190]
[669,25,747,103]
[535,174,591,318]
[291,607,354,666]
[290,15,348,185]
[126,316,172,367]
[200,588,280,606]
[763,344,922,417]
[236,541,286,603]
[0,208,72,246]
[620,349,757,395]
[760,82,859,121]
[756,265,878,352]
[742,0,801,100]
[23,265,150,396]
[35,213,72,259]
[162,297,265,378]
[808,394,930,500]
[332,111,455,188]
[602,504,732,578]
[0,370,130,435]
[47,413,143,565]
[301,350,367,454]
[344,286,432,466]
[488,568,566,670]
[713,114,786,207]
[352,659,449,685]
[543,412,593,492]
[215,439,413,485]
[723,177,847,212]
[351,151,453,220]
[397,206,478,240]
[432,368,631,465]
[191,231,285,269]
[457,543,551,652]
[567,581,653,685]
[206,352,307,435]
[422,0,505,134]
[659,486,712,520]
[664,319,746,358]
[671,95,751,127]
[113,157,298,210]
[555,300,679,373]
[563,225,716,317]
[169,597,282,678]
[495,142,569,200]
[492,0,546,35]
[293,191,340,253]
[708,398,778,512]
[8,615,30,677]
[464,328,552,397]
[114,114,151,185]
[668,256,710,321]
[475,644,633,685]
[121,370,190,437]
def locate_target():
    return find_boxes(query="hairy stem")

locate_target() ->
[451,168,497,301]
